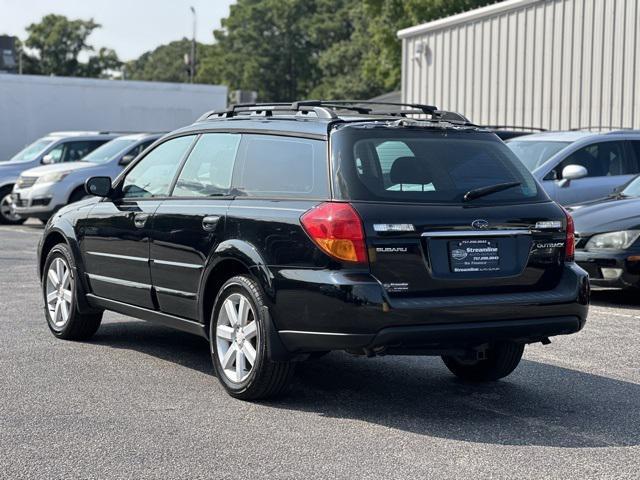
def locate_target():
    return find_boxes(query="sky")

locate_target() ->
[0,0,236,61]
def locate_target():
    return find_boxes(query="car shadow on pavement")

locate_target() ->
[92,320,639,448]
[92,320,212,375]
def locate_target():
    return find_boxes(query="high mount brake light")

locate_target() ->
[300,202,368,263]
[564,208,575,262]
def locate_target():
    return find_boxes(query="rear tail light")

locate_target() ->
[563,208,575,262]
[300,202,368,263]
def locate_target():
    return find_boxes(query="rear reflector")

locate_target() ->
[563,208,575,262]
[300,202,368,263]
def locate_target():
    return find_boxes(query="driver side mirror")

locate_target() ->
[85,176,112,198]
[41,154,54,165]
[119,154,135,166]
[558,164,588,188]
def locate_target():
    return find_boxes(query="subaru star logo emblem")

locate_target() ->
[471,219,489,230]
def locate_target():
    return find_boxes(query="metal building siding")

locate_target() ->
[400,0,640,130]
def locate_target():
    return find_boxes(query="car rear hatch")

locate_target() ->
[330,124,570,297]
[354,201,567,297]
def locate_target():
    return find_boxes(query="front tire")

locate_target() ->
[210,275,295,400]
[0,187,26,225]
[442,342,524,382]
[42,244,102,340]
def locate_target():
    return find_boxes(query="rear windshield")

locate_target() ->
[331,127,545,204]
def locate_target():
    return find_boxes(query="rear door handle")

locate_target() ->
[134,213,150,229]
[202,215,221,232]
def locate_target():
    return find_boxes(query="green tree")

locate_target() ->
[125,39,206,83]
[195,0,498,101]
[81,47,122,78]
[201,0,354,102]
[312,0,500,99]
[23,14,121,78]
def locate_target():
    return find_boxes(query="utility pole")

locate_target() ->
[190,6,197,83]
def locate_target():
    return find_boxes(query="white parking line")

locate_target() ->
[0,227,43,235]
[591,307,640,319]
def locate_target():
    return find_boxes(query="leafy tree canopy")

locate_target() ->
[125,38,207,83]
[23,14,121,78]
[194,0,498,101]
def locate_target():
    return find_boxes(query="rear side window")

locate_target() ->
[232,134,328,199]
[332,128,544,204]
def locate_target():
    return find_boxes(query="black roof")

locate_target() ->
[173,101,485,139]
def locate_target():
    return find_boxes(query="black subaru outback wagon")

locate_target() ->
[38,101,589,400]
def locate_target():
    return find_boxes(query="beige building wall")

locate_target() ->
[399,0,640,130]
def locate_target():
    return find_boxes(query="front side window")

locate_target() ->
[45,140,108,163]
[332,127,543,204]
[121,135,195,198]
[172,133,240,197]
[232,134,328,199]
[554,141,636,178]
[66,140,108,162]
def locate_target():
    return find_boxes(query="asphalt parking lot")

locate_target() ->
[0,223,638,479]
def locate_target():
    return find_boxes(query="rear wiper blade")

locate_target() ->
[463,181,522,202]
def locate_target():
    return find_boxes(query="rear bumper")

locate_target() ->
[279,316,583,352]
[576,249,640,289]
[267,263,589,353]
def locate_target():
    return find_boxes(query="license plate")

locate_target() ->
[449,239,500,273]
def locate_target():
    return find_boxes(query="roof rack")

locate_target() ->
[197,100,472,125]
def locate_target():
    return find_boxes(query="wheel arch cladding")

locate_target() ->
[199,258,251,329]
[39,231,68,280]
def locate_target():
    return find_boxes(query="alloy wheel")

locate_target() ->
[46,257,73,329]
[215,292,258,383]
[0,194,22,222]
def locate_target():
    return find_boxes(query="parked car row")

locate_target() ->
[505,129,640,290]
[2,123,638,293]
[0,131,162,224]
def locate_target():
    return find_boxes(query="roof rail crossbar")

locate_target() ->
[197,100,472,125]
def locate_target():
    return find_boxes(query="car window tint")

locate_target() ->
[173,133,240,197]
[556,141,635,178]
[627,141,640,174]
[122,136,194,199]
[233,135,328,199]
[62,140,107,162]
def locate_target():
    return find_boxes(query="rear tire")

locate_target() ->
[0,187,26,225]
[42,244,102,340]
[442,342,524,382]
[210,275,295,400]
